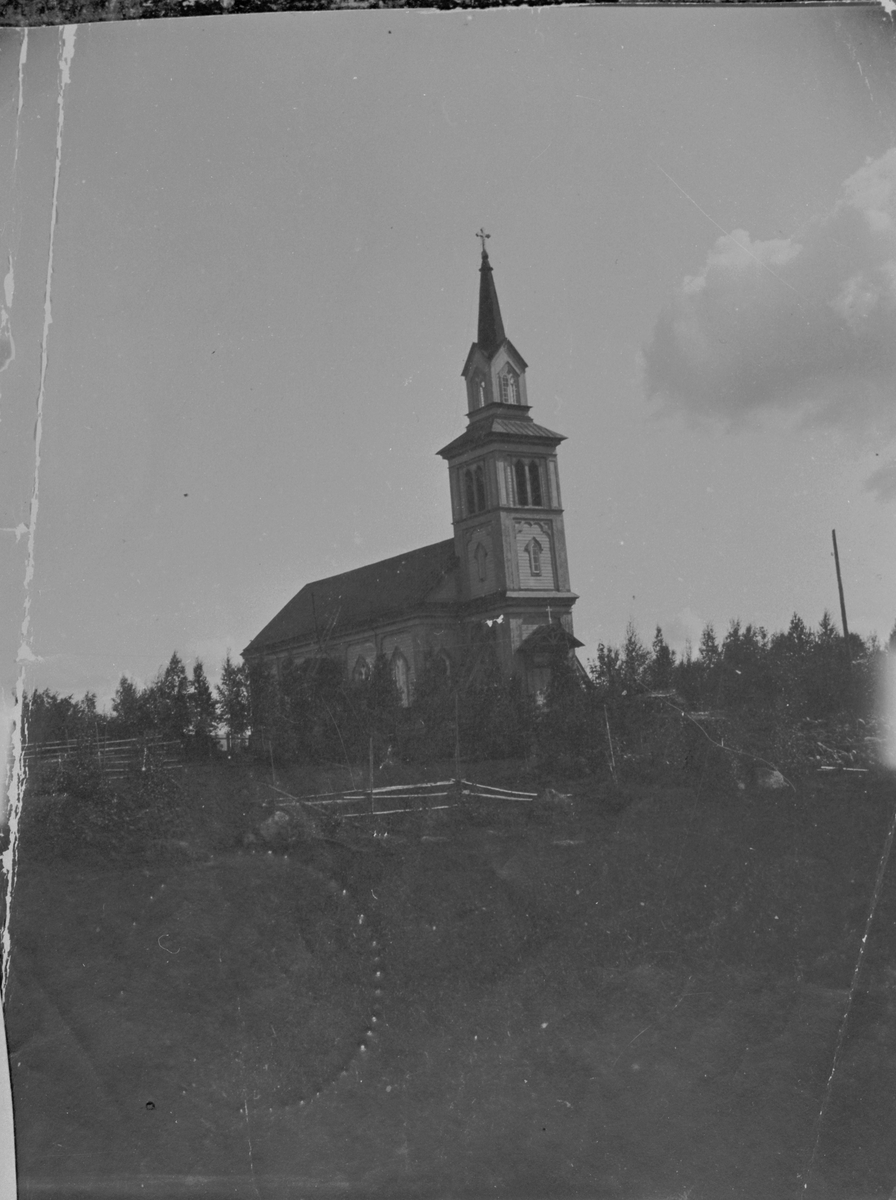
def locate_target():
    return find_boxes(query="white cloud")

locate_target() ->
[661,607,706,655]
[866,459,896,501]
[645,149,896,451]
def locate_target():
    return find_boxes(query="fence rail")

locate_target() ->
[23,736,184,778]
[266,777,540,821]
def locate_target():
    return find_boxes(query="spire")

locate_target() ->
[476,234,506,357]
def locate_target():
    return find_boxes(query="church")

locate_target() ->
[242,238,582,703]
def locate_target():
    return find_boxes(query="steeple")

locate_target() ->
[461,236,529,416]
[477,246,506,357]
[437,235,579,691]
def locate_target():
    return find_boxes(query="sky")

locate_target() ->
[2,7,896,712]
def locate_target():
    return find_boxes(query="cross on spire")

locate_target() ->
[476,227,490,255]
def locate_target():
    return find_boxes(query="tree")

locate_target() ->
[23,689,91,745]
[648,626,676,690]
[110,676,145,737]
[145,653,191,740]
[362,653,403,762]
[216,653,250,747]
[621,621,650,690]
[698,624,720,667]
[189,660,218,747]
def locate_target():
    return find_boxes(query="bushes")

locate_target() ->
[23,753,189,861]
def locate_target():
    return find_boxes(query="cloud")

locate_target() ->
[645,149,896,438]
[866,459,896,501]
[660,607,706,654]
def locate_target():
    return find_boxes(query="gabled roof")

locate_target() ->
[437,411,566,459]
[461,337,528,379]
[243,540,460,656]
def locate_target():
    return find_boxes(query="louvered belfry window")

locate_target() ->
[464,469,476,515]
[474,465,486,511]
[514,459,529,506]
[528,461,543,507]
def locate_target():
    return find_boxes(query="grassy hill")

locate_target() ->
[7,758,896,1199]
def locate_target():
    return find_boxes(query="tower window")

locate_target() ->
[464,469,476,516]
[525,538,543,577]
[528,461,543,507]
[514,459,529,506]
[464,465,488,515]
[475,465,486,511]
[478,379,486,408]
[500,368,519,405]
[474,542,488,583]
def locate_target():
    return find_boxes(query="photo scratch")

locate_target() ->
[3,23,76,1002]
[801,799,896,1193]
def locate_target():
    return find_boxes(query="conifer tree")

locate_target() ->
[111,676,145,737]
[216,653,250,745]
[648,626,676,690]
[189,660,219,745]
[146,653,191,740]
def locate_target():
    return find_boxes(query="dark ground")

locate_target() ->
[6,760,896,1199]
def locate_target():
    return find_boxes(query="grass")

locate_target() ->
[7,758,896,1198]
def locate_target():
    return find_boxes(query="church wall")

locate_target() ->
[548,459,562,508]
[514,519,556,590]
[550,513,572,591]
[464,524,497,598]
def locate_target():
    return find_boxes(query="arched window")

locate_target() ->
[352,655,370,683]
[500,368,519,405]
[391,650,410,706]
[514,459,529,506]
[525,538,543,577]
[478,378,487,409]
[528,461,543,507]
[464,469,476,515]
[474,542,488,583]
[435,649,452,681]
[474,465,486,512]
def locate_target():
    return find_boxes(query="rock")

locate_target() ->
[259,810,291,843]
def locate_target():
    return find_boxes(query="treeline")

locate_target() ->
[563,612,886,782]
[23,652,250,750]
[21,611,892,783]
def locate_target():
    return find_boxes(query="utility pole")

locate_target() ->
[831,529,852,667]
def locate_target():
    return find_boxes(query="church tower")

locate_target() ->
[437,235,580,690]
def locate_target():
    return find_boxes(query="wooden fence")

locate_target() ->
[266,777,539,821]
[22,735,184,780]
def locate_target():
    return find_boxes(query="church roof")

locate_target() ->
[243,539,459,657]
[437,411,566,458]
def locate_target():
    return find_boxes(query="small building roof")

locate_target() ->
[243,539,460,657]
[518,624,584,653]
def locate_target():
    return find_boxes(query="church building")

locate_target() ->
[242,238,581,702]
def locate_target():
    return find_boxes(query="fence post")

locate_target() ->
[604,705,618,784]
[369,736,375,814]
[454,691,461,790]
